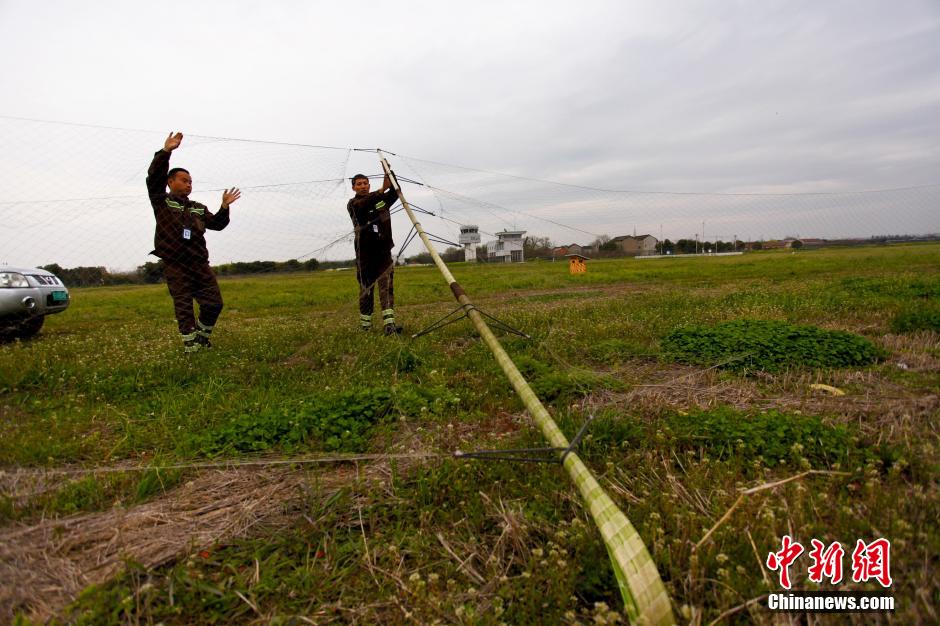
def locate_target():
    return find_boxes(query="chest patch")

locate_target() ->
[374,200,386,211]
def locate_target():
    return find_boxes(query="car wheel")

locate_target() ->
[11,315,45,340]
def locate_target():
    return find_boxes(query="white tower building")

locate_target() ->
[459,225,481,262]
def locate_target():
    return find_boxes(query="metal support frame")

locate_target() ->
[411,302,529,339]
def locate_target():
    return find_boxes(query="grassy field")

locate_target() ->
[1,244,938,624]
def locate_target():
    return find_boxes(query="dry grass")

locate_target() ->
[0,405,529,623]
[0,466,310,622]
[0,443,446,624]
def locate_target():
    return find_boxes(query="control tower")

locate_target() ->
[458,225,481,262]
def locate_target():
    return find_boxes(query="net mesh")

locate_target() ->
[1,115,937,275]
[396,154,940,249]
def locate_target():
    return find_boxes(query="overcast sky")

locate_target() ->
[1,0,939,266]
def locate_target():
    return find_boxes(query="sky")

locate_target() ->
[1,0,939,267]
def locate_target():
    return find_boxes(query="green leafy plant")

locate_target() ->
[661,319,885,372]
[193,388,393,455]
[666,407,858,468]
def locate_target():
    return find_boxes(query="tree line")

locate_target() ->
[40,258,324,287]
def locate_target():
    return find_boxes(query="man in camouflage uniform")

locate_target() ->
[346,172,402,335]
[146,132,240,352]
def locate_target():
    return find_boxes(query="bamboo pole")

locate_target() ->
[379,153,674,626]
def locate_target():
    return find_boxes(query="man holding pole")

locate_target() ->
[346,172,402,335]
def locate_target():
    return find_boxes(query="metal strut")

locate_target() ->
[411,302,529,339]
[396,225,419,263]
[454,414,595,464]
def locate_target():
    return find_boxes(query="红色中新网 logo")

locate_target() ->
[766,535,892,589]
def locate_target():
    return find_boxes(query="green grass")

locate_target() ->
[2,243,939,624]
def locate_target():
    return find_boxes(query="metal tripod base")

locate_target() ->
[412,303,530,339]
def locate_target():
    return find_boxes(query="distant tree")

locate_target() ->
[303,258,320,271]
[791,240,804,249]
[591,234,611,249]
[675,239,698,254]
[655,239,674,254]
[136,260,165,283]
[282,259,302,272]
[406,252,433,264]
[752,241,764,250]
[440,247,465,263]
[55,266,109,286]
[523,236,553,258]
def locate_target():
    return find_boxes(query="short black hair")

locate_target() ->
[168,167,190,181]
[350,173,368,186]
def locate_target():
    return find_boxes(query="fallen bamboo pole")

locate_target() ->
[379,152,674,626]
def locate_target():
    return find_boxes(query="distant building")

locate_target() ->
[458,225,481,262]
[798,238,827,248]
[610,234,659,256]
[564,243,592,256]
[486,230,527,262]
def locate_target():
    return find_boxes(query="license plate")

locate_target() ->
[51,290,68,302]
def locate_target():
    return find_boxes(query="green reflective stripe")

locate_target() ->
[197,321,214,332]
[382,309,394,318]
[360,314,372,321]
[375,201,386,210]
[165,199,204,215]
[181,332,197,342]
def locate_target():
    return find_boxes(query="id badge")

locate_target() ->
[373,224,379,233]
[183,228,192,240]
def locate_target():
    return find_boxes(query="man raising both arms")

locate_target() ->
[347,171,402,335]
[146,131,240,352]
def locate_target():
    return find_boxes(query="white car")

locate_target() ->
[0,266,70,340]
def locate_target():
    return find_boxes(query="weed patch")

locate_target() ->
[588,338,652,364]
[514,355,609,404]
[891,308,940,333]
[192,388,393,455]
[661,319,885,372]
[665,407,861,469]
